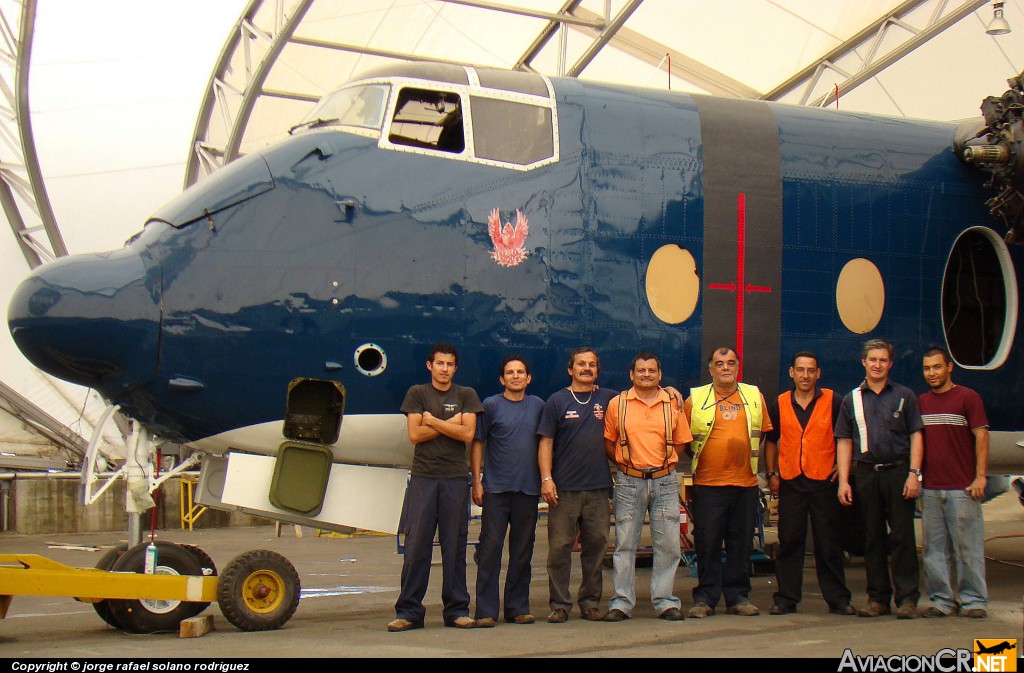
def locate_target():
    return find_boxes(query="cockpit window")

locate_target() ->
[297,84,389,132]
[388,88,465,154]
[470,96,553,165]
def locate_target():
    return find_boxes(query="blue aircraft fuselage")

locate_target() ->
[7,64,1023,472]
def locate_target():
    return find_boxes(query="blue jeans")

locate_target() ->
[921,489,987,613]
[609,471,681,615]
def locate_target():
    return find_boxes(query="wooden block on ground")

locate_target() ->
[179,615,214,638]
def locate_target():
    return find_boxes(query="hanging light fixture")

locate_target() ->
[987,1,1011,36]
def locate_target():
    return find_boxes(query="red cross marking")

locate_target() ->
[707,193,772,378]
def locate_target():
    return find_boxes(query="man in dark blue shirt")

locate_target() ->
[538,347,617,623]
[836,338,924,620]
[471,354,545,627]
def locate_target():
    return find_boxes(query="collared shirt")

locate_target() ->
[603,387,692,470]
[765,387,843,443]
[835,380,923,464]
[766,387,843,491]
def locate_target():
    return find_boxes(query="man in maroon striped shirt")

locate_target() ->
[918,347,989,619]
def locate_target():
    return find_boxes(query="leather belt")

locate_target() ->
[618,466,674,480]
[856,460,908,472]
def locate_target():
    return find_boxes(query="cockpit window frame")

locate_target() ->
[368,67,559,171]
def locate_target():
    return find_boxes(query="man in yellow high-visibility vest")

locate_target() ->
[684,346,772,619]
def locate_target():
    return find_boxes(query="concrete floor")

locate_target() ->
[0,493,1021,658]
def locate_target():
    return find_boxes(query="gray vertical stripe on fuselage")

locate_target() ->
[694,96,783,402]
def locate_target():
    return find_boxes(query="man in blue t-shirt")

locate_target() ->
[471,354,545,627]
[538,347,617,623]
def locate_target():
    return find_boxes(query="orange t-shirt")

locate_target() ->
[604,388,693,470]
[685,389,772,487]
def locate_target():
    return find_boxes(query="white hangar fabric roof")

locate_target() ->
[185,0,1024,185]
[2,0,1023,461]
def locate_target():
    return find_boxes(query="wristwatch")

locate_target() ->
[767,471,779,479]
[909,468,922,482]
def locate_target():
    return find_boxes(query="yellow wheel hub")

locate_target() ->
[241,570,286,613]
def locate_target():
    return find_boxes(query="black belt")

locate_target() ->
[856,460,908,472]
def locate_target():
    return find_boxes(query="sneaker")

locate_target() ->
[961,608,988,619]
[547,608,569,624]
[828,604,857,616]
[658,607,686,621]
[445,616,477,629]
[474,617,496,628]
[769,603,796,615]
[726,602,760,616]
[920,606,950,618]
[582,607,605,621]
[858,601,891,618]
[387,618,423,632]
[506,614,535,624]
[895,603,918,620]
[688,603,715,618]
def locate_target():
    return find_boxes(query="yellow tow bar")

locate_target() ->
[0,553,218,618]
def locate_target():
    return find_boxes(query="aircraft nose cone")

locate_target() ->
[7,249,161,397]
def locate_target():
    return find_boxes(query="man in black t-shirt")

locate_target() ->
[388,343,483,632]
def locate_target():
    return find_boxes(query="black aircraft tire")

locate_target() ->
[107,541,208,633]
[216,549,300,631]
[181,544,218,577]
[92,543,129,629]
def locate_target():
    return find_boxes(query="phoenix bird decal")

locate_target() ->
[488,208,530,267]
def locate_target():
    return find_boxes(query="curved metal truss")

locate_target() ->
[0,0,64,267]
[184,0,997,187]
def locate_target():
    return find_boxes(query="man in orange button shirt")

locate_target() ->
[602,352,692,622]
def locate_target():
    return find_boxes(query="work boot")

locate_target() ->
[547,608,569,624]
[387,618,423,632]
[858,602,891,618]
[688,603,715,618]
[726,602,760,616]
[895,603,918,620]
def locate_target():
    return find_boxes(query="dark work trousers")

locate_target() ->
[773,478,851,609]
[395,475,470,624]
[854,464,920,607]
[691,484,759,609]
[546,489,611,613]
[474,491,540,620]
